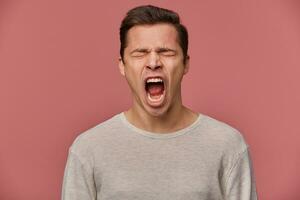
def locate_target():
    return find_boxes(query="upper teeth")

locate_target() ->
[146,78,163,83]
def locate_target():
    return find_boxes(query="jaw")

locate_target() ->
[145,87,166,108]
[129,87,185,125]
[129,85,168,118]
[140,86,181,118]
[131,75,183,118]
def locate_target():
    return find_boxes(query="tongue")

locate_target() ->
[148,84,164,96]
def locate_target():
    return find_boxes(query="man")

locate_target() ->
[62,5,257,200]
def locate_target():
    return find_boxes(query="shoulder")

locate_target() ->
[69,113,122,155]
[198,113,249,154]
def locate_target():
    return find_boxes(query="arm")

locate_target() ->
[224,148,258,200]
[61,150,97,200]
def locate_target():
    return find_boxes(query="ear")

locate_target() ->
[118,57,125,76]
[183,55,190,75]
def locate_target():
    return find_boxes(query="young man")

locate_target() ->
[62,5,257,200]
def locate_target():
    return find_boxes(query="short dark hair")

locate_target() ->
[119,5,189,64]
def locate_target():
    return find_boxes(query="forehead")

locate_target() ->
[126,23,179,49]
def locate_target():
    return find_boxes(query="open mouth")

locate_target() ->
[144,77,165,105]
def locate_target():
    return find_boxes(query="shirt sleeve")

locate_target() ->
[224,148,258,200]
[61,150,97,200]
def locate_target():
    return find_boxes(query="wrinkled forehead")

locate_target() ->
[125,23,180,51]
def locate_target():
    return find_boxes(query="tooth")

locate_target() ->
[147,92,163,101]
[147,78,163,83]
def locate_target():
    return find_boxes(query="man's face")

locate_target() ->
[119,23,189,117]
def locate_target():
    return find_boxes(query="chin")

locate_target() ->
[138,90,172,118]
[144,104,170,118]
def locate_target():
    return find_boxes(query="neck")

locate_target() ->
[124,101,198,133]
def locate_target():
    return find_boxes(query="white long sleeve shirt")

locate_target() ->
[62,112,257,200]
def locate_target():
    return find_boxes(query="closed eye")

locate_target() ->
[157,48,176,56]
[130,48,149,57]
[131,52,147,57]
[160,51,176,56]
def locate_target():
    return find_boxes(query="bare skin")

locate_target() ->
[119,23,199,133]
[125,105,198,133]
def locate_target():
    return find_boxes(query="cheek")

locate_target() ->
[168,64,185,82]
[124,64,143,87]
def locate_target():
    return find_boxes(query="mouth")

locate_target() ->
[144,77,166,107]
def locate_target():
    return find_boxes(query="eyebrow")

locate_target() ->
[156,47,177,53]
[130,47,177,54]
[130,48,149,54]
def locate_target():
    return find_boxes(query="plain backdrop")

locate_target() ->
[0,0,299,199]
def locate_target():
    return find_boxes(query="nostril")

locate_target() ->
[147,64,161,70]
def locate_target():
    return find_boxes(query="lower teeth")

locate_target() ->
[147,93,163,102]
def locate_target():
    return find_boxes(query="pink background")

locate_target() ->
[1,0,299,199]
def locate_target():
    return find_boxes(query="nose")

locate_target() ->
[146,52,161,70]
